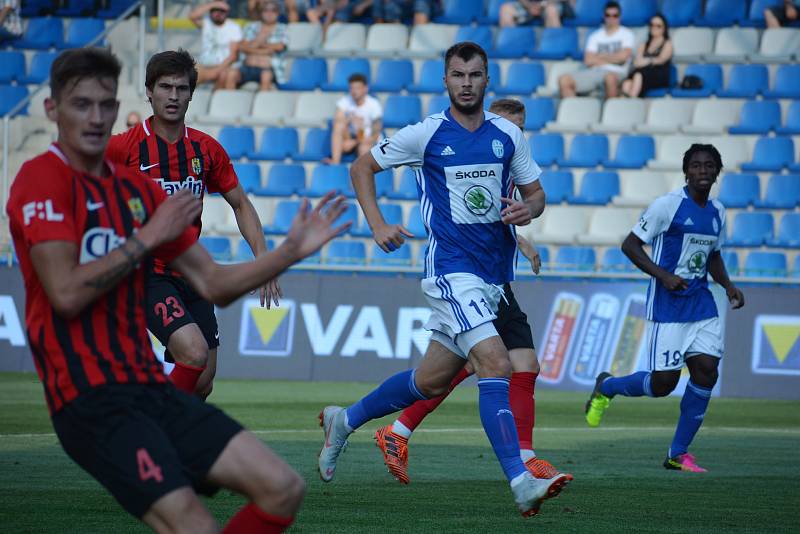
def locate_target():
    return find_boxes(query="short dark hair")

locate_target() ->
[682,143,723,175]
[605,1,621,13]
[444,41,488,74]
[50,48,121,101]
[489,98,525,117]
[146,49,198,95]
[348,73,368,85]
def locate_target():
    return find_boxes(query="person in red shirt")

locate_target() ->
[106,49,278,399]
[7,47,349,533]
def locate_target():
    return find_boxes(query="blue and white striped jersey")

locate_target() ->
[632,186,726,323]
[371,109,541,285]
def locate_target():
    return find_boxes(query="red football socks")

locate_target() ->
[223,503,294,533]
[509,372,537,450]
[397,366,472,431]
[168,361,205,394]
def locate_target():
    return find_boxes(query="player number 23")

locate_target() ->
[662,350,682,367]
[154,296,185,327]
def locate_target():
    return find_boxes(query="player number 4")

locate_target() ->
[136,448,164,483]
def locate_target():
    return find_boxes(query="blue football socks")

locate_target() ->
[478,378,528,483]
[345,369,426,431]
[600,371,653,398]
[670,381,712,457]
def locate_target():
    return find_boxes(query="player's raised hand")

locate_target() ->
[140,189,201,247]
[261,277,282,309]
[373,222,414,253]
[500,197,533,226]
[661,273,689,291]
[284,191,352,260]
[726,285,745,309]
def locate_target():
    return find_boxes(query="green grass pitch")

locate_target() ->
[1,372,798,533]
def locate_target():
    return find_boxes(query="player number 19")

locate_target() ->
[663,350,681,367]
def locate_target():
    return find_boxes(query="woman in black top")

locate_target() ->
[622,13,673,98]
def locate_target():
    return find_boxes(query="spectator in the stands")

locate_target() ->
[0,0,22,43]
[125,111,142,128]
[370,0,441,24]
[558,1,633,99]
[499,0,575,28]
[325,73,382,165]
[280,0,369,24]
[765,0,799,27]
[621,13,672,98]
[224,0,288,90]
[189,1,242,88]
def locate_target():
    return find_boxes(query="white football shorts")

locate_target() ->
[645,317,723,372]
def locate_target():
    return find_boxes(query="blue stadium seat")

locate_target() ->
[516,246,550,273]
[756,174,800,209]
[793,255,800,278]
[532,27,580,60]
[455,25,493,53]
[482,94,497,111]
[480,0,513,25]
[661,0,702,27]
[720,250,739,275]
[436,0,483,24]
[558,134,608,168]
[620,0,657,26]
[741,137,795,172]
[744,0,784,27]
[743,251,787,278]
[294,128,330,161]
[371,59,413,92]
[426,94,450,116]
[776,101,800,136]
[487,62,501,92]
[264,200,300,233]
[336,202,359,233]
[281,58,327,90]
[695,0,747,27]
[56,0,96,16]
[717,173,761,208]
[492,27,536,59]
[570,171,619,205]
[218,126,255,160]
[603,135,655,169]
[20,0,52,17]
[199,236,232,262]
[233,163,261,193]
[407,60,445,94]
[539,170,573,203]
[729,100,782,135]
[554,246,596,272]
[371,243,412,267]
[529,133,563,167]
[0,85,29,117]
[299,164,352,197]
[387,168,418,200]
[494,62,545,96]
[671,64,722,98]
[249,127,299,161]
[383,95,421,128]
[97,0,138,19]
[327,240,366,265]
[717,64,769,98]
[322,58,370,92]
[770,213,800,248]
[600,247,636,273]
[406,205,427,238]
[374,169,394,198]
[566,0,604,26]
[233,238,274,262]
[0,52,25,84]
[259,164,305,196]
[352,203,402,237]
[763,65,800,99]
[59,18,105,49]
[18,51,57,84]
[522,97,555,131]
[13,17,63,49]
[727,212,774,247]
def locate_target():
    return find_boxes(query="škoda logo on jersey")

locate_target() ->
[751,315,800,376]
[238,299,296,357]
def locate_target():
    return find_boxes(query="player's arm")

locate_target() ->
[171,193,350,306]
[30,191,201,320]
[621,232,687,291]
[516,234,541,274]
[605,46,632,65]
[502,180,545,226]
[707,251,744,309]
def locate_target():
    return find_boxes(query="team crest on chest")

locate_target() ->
[128,197,145,224]
[191,157,203,175]
[491,139,504,159]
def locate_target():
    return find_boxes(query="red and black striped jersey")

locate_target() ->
[106,116,238,276]
[6,144,197,415]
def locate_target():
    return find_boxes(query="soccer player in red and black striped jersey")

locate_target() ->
[8,47,349,532]
[106,50,279,398]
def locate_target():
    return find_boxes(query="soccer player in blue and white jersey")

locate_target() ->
[317,42,570,517]
[585,144,745,473]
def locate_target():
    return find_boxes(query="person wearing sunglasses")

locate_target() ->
[622,13,673,98]
[558,0,633,99]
